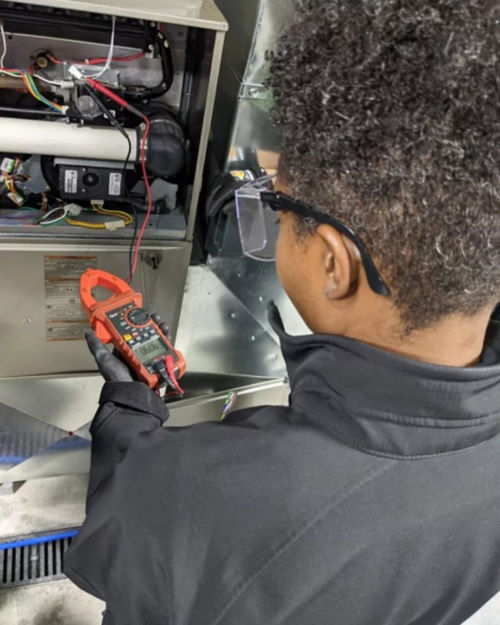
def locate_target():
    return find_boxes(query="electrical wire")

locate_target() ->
[120,131,137,280]
[0,22,7,68]
[38,206,66,226]
[79,80,123,129]
[68,70,151,279]
[64,218,107,229]
[66,202,132,229]
[85,16,116,79]
[0,66,65,88]
[85,51,145,65]
[48,51,144,66]
[46,53,63,65]
[127,197,138,280]
[0,26,64,113]
[129,115,152,279]
[76,81,136,265]
[37,201,132,229]
[32,73,65,87]
[92,203,132,222]
[21,72,64,113]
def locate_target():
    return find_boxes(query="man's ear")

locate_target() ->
[316,224,360,299]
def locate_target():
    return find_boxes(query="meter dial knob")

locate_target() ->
[127,308,151,327]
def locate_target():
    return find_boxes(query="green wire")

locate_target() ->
[25,73,63,114]
[39,218,66,226]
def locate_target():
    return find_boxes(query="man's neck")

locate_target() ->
[349,310,493,368]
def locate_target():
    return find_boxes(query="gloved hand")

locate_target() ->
[86,331,133,382]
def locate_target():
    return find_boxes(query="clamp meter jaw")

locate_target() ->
[80,269,185,394]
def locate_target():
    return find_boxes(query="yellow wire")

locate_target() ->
[95,207,133,225]
[96,207,131,219]
[4,176,22,205]
[90,202,133,225]
[21,72,63,113]
[91,202,130,219]
[65,218,106,229]
[66,213,131,229]
[22,73,39,101]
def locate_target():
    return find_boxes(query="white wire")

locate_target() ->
[0,68,20,77]
[85,15,116,79]
[0,24,67,93]
[39,205,68,225]
[0,22,8,68]
[32,73,65,87]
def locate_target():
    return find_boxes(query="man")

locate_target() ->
[65,1,500,623]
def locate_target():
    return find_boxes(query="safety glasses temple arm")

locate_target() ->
[261,191,391,297]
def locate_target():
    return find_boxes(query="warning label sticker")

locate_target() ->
[108,172,122,196]
[64,170,78,194]
[46,322,92,341]
[45,255,97,341]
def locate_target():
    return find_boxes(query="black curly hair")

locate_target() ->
[269,0,500,332]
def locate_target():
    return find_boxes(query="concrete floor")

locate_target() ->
[0,475,499,624]
[0,580,104,625]
[0,474,103,624]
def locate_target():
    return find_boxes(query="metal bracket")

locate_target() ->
[238,81,268,101]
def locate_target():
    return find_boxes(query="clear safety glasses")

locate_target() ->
[234,176,280,263]
[234,176,391,297]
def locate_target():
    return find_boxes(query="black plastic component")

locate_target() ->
[58,163,124,200]
[125,29,174,100]
[127,308,151,326]
[147,114,185,179]
[82,172,99,187]
[206,209,244,257]
[159,322,170,338]
[204,172,245,257]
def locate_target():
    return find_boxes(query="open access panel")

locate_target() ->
[0,0,227,377]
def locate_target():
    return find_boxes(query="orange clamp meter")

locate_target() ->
[80,269,186,394]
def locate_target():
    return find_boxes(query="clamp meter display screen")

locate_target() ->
[106,303,171,371]
[134,338,168,364]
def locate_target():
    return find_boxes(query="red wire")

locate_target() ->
[129,115,152,280]
[47,52,145,65]
[84,52,146,65]
[77,74,151,282]
[47,54,63,65]
[165,355,184,395]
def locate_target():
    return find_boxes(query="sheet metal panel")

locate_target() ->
[10,0,228,31]
[0,240,191,377]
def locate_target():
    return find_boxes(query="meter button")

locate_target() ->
[127,308,151,327]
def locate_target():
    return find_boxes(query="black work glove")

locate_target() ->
[86,331,134,382]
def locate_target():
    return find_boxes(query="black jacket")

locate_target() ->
[65,307,500,625]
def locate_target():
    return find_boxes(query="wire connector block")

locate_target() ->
[68,65,83,80]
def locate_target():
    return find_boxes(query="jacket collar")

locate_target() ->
[269,304,500,458]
